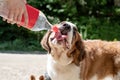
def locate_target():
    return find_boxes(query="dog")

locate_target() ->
[32,21,120,80]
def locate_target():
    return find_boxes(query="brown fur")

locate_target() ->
[30,75,35,80]
[41,30,52,53]
[81,40,120,79]
[39,75,45,80]
[67,31,86,66]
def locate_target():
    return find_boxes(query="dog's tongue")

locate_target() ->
[55,32,67,40]
[52,26,67,40]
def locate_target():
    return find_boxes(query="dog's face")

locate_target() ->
[49,21,77,49]
[41,21,85,65]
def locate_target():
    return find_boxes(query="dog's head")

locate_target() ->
[41,21,85,66]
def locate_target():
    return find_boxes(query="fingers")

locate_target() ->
[3,7,17,24]
[8,9,14,21]
[2,18,6,21]
[3,7,28,26]
[23,8,29,26]
[17,7,28,27]
[3,0,28,27]
[7,9,15,24]
[17,24,21,27]
[17,8,24,24]
[13,9,19,24]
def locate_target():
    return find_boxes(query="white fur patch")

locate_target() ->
[90,75,114,80]
[114,71,120,80]
[47,54,80,80]
[103,76,113,80]
[90,75,98,80]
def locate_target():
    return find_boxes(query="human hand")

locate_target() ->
[3,0,28,26]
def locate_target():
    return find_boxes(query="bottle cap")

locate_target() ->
[51,25,59,32]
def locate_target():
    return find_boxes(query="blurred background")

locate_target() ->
[0,0,120,51]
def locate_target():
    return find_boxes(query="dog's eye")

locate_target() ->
[73,27,77,35]
[73,27,77,32]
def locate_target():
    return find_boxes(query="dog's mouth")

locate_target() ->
[50,25,70,49]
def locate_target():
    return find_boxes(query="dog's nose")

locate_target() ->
[60,23,71,35]
[63,23,71,31]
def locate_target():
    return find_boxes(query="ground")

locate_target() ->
[0,52,47,80]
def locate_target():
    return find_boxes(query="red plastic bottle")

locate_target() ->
[20,4,52,31]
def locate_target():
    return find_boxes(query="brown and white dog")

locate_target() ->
[40,21,120,80]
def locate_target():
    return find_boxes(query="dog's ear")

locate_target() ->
[41,30,51,53]
[67,32,85,66]
[75,32,85,62]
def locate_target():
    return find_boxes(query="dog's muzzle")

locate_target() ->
[59,23,71,35]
